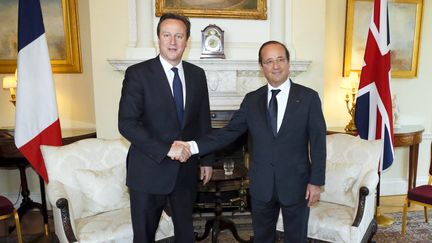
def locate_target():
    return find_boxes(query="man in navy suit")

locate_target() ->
[178,41,326,243]
[118,13,213,243]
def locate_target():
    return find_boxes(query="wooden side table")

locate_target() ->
[196,165,252,243]
[393,125,424,191]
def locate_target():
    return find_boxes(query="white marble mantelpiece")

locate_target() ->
[108,59,311,110]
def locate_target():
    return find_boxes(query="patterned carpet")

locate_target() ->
[1,211,431,242]
[194,211,432,243]
[372,211,432,243]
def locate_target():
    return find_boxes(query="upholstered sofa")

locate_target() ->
[276,134,383,243]
[41,138,174,243]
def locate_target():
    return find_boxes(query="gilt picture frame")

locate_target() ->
[343,0,423,78]
[155,0,267,20]
[0,0,82,73]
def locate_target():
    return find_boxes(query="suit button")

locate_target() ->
[270,163,274,167]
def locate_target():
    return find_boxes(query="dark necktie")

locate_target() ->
[268,89,281,137]
[171,67,184,125]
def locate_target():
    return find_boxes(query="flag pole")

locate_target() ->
[374,171,395,226]
[39,176,50,236]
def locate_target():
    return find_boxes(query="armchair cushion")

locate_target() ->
[42,138,128,219]
[76,208,174,243]
[307,201,354,242]
[321,134,382,208]
[75,165,129,218]
[321,162,362,207]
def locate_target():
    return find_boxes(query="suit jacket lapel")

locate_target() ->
[182,62,193,129]
[279,81,300,135]
[152,57,180,127]
[258,86,273,136]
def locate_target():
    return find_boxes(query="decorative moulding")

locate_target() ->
[107,59,311,110]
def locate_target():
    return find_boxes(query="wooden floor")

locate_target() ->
[0,195,427,241]
[380,195,424,214]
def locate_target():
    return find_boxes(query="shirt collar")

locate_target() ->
[159,55,184,74]
[267,78,291,93]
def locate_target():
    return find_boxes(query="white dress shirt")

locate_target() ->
[267,79,291,133]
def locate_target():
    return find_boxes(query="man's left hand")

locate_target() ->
[200,166,213,185]
[305,184,321,207]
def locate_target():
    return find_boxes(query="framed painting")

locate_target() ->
[343,0,423,78]
[0,0,82,73]
[155,0,267,19]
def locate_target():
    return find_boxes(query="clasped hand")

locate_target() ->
[167,141,191,162]
[167,141,213,185]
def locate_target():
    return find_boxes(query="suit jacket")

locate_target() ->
[118,56,213,195]
[197,81,326,205]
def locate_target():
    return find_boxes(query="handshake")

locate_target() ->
[167,141,192,162]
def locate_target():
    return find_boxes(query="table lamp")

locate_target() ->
[2,74,17,106]
[340,72,359,132]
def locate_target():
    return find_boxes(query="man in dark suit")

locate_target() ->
[118,13,213,243]
[178,40,326,243]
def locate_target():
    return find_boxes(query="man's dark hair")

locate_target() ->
[157,13,191,39]
[258,40,290,65]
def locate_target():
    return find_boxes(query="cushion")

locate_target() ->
[408,185,432,204]
[307,201,355,243]
[323,134,382,208]
[42,138,129,218]
[76,207,174,242]
[320,162,361,207]
[0,196,14,215]
[75,165,129,218]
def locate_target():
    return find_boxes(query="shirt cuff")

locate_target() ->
[187,141,199,155]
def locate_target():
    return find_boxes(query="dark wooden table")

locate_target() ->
[0,128,96,233]
[393,125,424,191]
[196,165,252,243]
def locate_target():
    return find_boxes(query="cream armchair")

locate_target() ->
[276,134,383,243]
[41,138,174,243]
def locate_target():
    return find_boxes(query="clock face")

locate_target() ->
[200,25,225,59]
[205,35,221,52]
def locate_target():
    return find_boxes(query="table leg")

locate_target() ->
[9,165,44,233]
[219,217,252,243]
[411,144,420,189]
[407,144,421,191]
[196,219,214,241]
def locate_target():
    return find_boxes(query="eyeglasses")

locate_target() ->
[262,57,287,66]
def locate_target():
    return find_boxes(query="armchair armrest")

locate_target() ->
[352,171,379,227]
[46,181,78,242]
[359,170,379,193]
[56,198,78,242]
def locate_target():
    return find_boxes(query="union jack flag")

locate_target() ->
[355,0,394,171]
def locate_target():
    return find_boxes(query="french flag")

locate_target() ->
[355,0,394,171]
[15,0,62,182]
